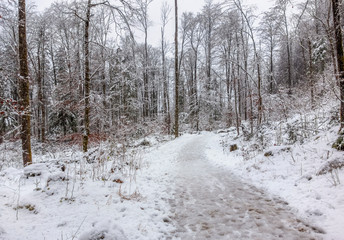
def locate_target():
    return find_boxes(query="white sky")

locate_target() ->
[30,0,275,13]
[29,0,276,46]
[146,0,275,46]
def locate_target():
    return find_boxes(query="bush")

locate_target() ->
[264,151,273,157]
[332,130,344,151]
[230,144,238,152]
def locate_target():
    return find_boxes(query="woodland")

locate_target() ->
[1,0,344,239]
[0,0,343,168]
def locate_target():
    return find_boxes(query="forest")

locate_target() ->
[0,0,344,239]
[1,0,343,162]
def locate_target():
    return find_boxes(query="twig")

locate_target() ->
[71,216,87,240]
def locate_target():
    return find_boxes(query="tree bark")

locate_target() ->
[174,0,179,138]
[225,43,232,127]
[270,35,274,94]
[308,38,314,109]
[282,3,292,94]
[37,28,46,142]
[160,4,171,133]
[83,0,91,153]
[18,0,32,166]
[234,77,239,135]
[161,30,171,133]
[143,11,149,118]
[332,0,344,130]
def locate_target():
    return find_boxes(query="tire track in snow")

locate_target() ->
[168,134,324,240]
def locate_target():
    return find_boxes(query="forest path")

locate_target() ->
[167,134,323,240]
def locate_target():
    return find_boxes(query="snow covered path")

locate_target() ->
[167,134,323,239]
[0,132,331,239]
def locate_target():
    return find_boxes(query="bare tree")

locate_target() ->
[234,0,263,126]
[18,0,32,166]
[219,11,235,128]
[30,15,48,143]
[260,9,280,94]
[76,0,108,153]
[184,13,204,131]
[278,0,293,93]
[135,0,152,118]
[331,0,344,130]
[160,2,171,133]
[82,0,92,154]
[174,0,179,137]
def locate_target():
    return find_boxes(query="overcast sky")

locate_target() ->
[29,0,275,12]
[28,0,276,46]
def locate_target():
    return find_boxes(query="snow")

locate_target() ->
[206,125,344,240]
[1,108,344,239]
[0,136,177,240]
[79,220,127,240]
[167,133,323,239]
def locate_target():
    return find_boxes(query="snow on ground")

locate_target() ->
[206,124,344,239]
[167,133,323,239]
[0,135,179,240]
[1,104,344,239]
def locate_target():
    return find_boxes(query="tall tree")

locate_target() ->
[82,0,92,154]
[174,0,179,137]
[201,1,222,126]
[135,0,152,118]
[160,2,171,133]
[31,17,48,143]
[184,13,203,131]
[278,0,293,93]
[234,0,263,126]
[18,0,32,166]
[260,9,280,94]
[331,0,344,130]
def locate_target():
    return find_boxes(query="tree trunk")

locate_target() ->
[241,29,248,121]
[83,0,91,153]
[50,38,57,86]
[308,38,315,109]
[161,28,167,114]
[18,0,32,166]
[41,36,46,143]
[37,44,42,141]
[160,4,171,134]
[332,0,344,130]
[234,0,263,127]
[37,29,46,142]
[257,61,263,125]
[162,38,170,134]
[234,77,240,136]
[224,36,232,127]
[174,0,179,138]
[325,7,338,81]
[270,36,274,94]
[194,52,199,131]
[143,19,149,118]
[284,7,292,94]
[286,37,292,93]
[249,85,253,134]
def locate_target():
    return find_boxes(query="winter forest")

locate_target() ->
[1,0,344,239]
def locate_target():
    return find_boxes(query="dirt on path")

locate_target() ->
[168,134,324,240]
